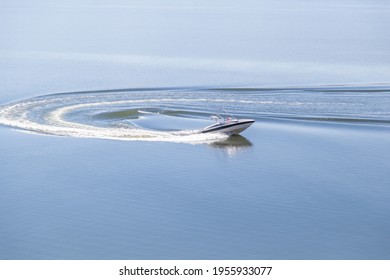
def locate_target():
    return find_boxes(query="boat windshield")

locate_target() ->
[211,113,237,124]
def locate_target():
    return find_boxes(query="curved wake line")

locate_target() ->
[0,91,229,143]
[1,85,389,141]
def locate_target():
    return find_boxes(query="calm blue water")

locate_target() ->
[1,0,390,259]
[1,87,389,259]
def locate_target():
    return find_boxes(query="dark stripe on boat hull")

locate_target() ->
[200,120,254,134]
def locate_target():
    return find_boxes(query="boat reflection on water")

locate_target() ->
[208,135,253,158]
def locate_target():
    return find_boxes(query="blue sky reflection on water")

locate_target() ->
[0,0,390,259]
[1,0,390,100]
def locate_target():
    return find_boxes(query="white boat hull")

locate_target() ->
[199,119,255,135]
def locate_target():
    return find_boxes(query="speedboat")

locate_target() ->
[198,113,255,135]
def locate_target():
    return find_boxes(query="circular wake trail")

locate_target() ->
[0,89,228,143]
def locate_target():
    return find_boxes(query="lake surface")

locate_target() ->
[1,86,389,259]
[1,0,390,259]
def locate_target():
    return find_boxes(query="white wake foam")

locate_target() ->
[0,93,228,144]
